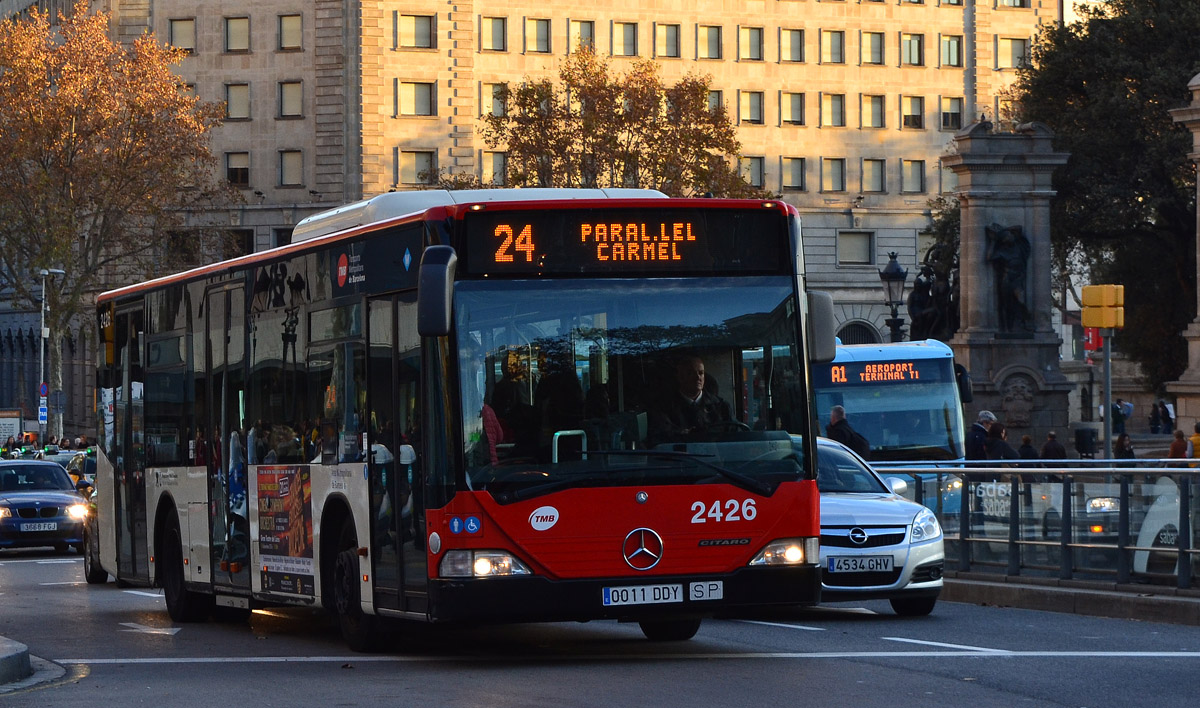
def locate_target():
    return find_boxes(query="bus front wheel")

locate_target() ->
[83,521,107,584]
[334,518,380,652]
[162,514,212,622]
[638,618,701,641]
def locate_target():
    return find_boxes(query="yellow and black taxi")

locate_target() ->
[0,460,90,554]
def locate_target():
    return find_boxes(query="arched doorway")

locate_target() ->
[836,322,881,345]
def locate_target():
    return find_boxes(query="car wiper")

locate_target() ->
[586,450,774,497]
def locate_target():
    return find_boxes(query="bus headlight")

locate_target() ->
[748,538,818,566]
[439,550,532,578]
[67,504,88,520]
[911,508,942,543]
[1087,497,1119,513]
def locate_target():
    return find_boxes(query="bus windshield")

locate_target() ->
[455,276,810,501]
[813,350,965,461]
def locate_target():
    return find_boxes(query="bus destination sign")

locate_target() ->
[461,207,787,276]
[826,359,947,385]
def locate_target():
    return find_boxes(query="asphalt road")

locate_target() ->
[3,548,1199,708]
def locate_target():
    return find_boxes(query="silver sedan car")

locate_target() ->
[817,438,944,615]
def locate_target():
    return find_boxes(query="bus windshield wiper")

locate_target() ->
[586,450,774,497]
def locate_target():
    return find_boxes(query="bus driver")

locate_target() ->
[650,355,731,439]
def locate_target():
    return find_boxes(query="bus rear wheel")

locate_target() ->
[638,618,701,641]
[162,514,212,622]
[334,518,380,652]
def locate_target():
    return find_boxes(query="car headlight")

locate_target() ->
[1087,497,1119,513]
[67,503,88,520]
[0,507,10,519]
[439,550,532,578]
[748,537,819,566]
[911,508,942,543]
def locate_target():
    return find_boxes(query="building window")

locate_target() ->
[781,29,803,62]
[739,157,764,188]
[781,92,804,125]
[739,26,764,61]
[484,152,507,185]
[998,38,1029,69]
[740,91,764,124]
[399,81,436,116]
[399,150,435,185]
[226,84,250,120]
[169,19,195,52]
[862,158,886,192]
[656,23,680,58]
[226,152,250,188]
[902,159,926,193]
[901,33,924,66]
[280,150,302,186]
[943,0,964,5]
[837,322,881,345]
[279,81,302,117]
[939,158,959,193]
[941,35,963,67]
[526,18,551,53]
[782,157,805,190]
[862,95,884,128]
[837,231,873,265]
[484,83,506,117]
[821,30,845,64]
[822,158,846,192]
[398,14,435,49]
[614,22,638,56]
[279,14,302,50]
[999,0,1030,7]
[225,17,250,52]
[822,93,845,127]
[482,17,507,51]
[941,96,964,130]
[699,25,722,59]
[707,90,723,114]
[902,95,925,129]
[570,20,594,52]
[862,32,884,65]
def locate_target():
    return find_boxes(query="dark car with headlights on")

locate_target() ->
[817,438,944,616]
[0,460,89,554]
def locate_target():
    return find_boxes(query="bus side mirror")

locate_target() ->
[417,245,458,337]
[955,363,973,403]
[807,291,836,364]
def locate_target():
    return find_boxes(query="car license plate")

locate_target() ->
[828,555,893,573]
[21,522,57,532]
[602,584,683,606]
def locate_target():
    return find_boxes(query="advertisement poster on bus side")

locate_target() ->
[258,465,315,596]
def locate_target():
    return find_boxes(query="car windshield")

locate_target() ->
[817,444,888,493]
[455,276,812,502]
[0,464,76,492]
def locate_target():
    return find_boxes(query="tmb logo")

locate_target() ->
[336,253,349,287]
[528,505,559,531]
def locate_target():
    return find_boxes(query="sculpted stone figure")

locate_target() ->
[985,224,1032,333]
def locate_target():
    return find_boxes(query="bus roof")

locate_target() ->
[290,188,669,243]
[830,339,955,363]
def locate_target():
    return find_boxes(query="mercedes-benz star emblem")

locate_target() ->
[849,527,869,545]
[622,528,664,570]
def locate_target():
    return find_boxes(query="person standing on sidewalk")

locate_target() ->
[966,410,997,460]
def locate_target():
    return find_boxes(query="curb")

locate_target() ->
[0,636,31,685]
[944,575,1200,625]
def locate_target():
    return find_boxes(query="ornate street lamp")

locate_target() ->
[878,252,908,343]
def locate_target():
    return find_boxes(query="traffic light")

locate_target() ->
[1081,284,1124,329]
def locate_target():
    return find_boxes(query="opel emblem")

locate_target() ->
[849,527,869,545]
[622,528,664,571]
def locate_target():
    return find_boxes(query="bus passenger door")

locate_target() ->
[367,295,426,613]
[112,308,149,583]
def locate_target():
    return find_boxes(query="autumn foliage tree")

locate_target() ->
[0,1,226,436]
[479,50,765,197]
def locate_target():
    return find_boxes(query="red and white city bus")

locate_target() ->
[88,189,836,649]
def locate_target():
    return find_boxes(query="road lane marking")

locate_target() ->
[738,620,825,632]
[124,590,163,598]
[882,637,1011,654]
[39,581,84,586]
[120,622,181,635]
[36,559,78,564]
[51,650,1200,665]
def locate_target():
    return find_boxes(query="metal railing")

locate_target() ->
[872,459,1199,588]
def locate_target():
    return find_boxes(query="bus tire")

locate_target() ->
[890,596,937,616]
[334,519,380,652]
[83,522,107,584]
[638,618,701,641]
[162,514,212,622]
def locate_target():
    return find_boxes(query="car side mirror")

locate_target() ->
[885,477,908,496]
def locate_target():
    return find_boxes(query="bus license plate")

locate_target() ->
[21,522,57,532]
[828,556,892,573]
[602,584,683,606]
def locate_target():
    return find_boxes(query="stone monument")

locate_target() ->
[1167,73,1200,434]
[941,121,1073,435]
